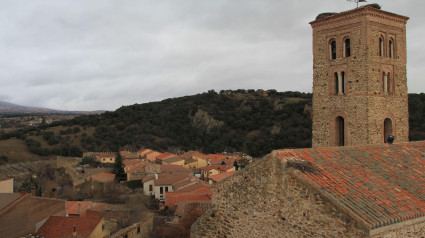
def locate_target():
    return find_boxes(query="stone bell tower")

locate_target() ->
[310,5,409,147]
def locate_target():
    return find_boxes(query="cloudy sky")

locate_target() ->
[0,1,423,111]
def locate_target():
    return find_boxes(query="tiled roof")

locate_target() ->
[175,181,210,192]
[273,141,425,230]
[154,172,192,186]
[123,158,143,167]
[126,161,148,173]
[209,171,236,182]
[200,165,234,172]
[208,154,228,161]
[160,164,191,173]
[156,152,175,160]
[65,201,92,216]
[36,216,101,238]
[163,156,184,164]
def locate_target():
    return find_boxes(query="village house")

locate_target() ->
[184,158,198,169]
[200,164,235,181]
[95,153,115,164]
[155,152,177,163]
[208,171,236,184]
[142,172,195,201]
[162,156,185,166]
[165,181,212,207]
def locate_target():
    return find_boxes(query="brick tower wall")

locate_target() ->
[311,6,409,147]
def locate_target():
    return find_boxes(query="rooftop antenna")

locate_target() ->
[347,0,367,8]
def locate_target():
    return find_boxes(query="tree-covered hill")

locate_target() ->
[1,90,312,158]
[2,90,425,161]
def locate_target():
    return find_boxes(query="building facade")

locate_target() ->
[311,5,409,147]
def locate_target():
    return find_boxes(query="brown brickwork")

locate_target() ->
[311,6,409,147]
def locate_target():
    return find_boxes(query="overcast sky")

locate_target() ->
[0,1,423,111]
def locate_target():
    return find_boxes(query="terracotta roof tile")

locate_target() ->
[200,165,234,172]
[274,141,425,230]
[36,216,101,238]
[209,171,236,182]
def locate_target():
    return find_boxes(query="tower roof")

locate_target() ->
[310,4,409,26]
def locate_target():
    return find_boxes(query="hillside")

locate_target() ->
[2,90,425,162]
[0,90,312,159]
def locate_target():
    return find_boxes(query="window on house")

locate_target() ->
[160,187,163,194]
[149,184,153,192]
[384,118,393,143]
[344,38,351,57]
[379,37,384,56]
[165,187,168,192]
[335,116,345,146]
[137,227,141,234]
[102,224,105,231]
[330,40,337,59]
[389,39,394,58]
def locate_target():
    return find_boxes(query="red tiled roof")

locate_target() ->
[65,201,92,216]
[200,165,234,172]
[156,152,176,160]
[162,156,184,164]
[208,154,228,161]
[273,141,425,230]
[175,181,210,192]
[160,164,191,173]
[126,161,148,173]
[123,158,143,167]
[37,216,101,238]
[154,173,192,186]
[209,171,236,182]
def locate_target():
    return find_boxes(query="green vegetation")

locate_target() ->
[1,90,425,161]
[112,152,126,181]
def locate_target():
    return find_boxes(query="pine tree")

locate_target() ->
[112,152,125,181]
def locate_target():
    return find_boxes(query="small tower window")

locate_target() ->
[382,72,387,93]
[387,72,391,94]
[341,72,346,94]
[334,72,339,95]
[384,118,393,143]
[389,39,394,58]
[344,38,351,57]
[330,41,336,60]
[335,116,345,146]
[379,37,384,56]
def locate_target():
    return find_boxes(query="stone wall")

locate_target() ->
[191,156,365,238]
[109,213,154,238]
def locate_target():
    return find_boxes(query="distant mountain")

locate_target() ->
[0,101,105,115]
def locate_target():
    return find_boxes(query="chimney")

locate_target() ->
[51,188,57,198]
[154,173,158,180]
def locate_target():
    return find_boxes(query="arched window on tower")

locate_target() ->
[341,72,346,94]
[387,72,391,94]
[384,118,393,143]
[382,72,387,93]
[330,40,336,60]
[335,116,345,146]
[334,72,339,95]
[389,39,394,58]
[379,37,384,56]
[344,38,351,57]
